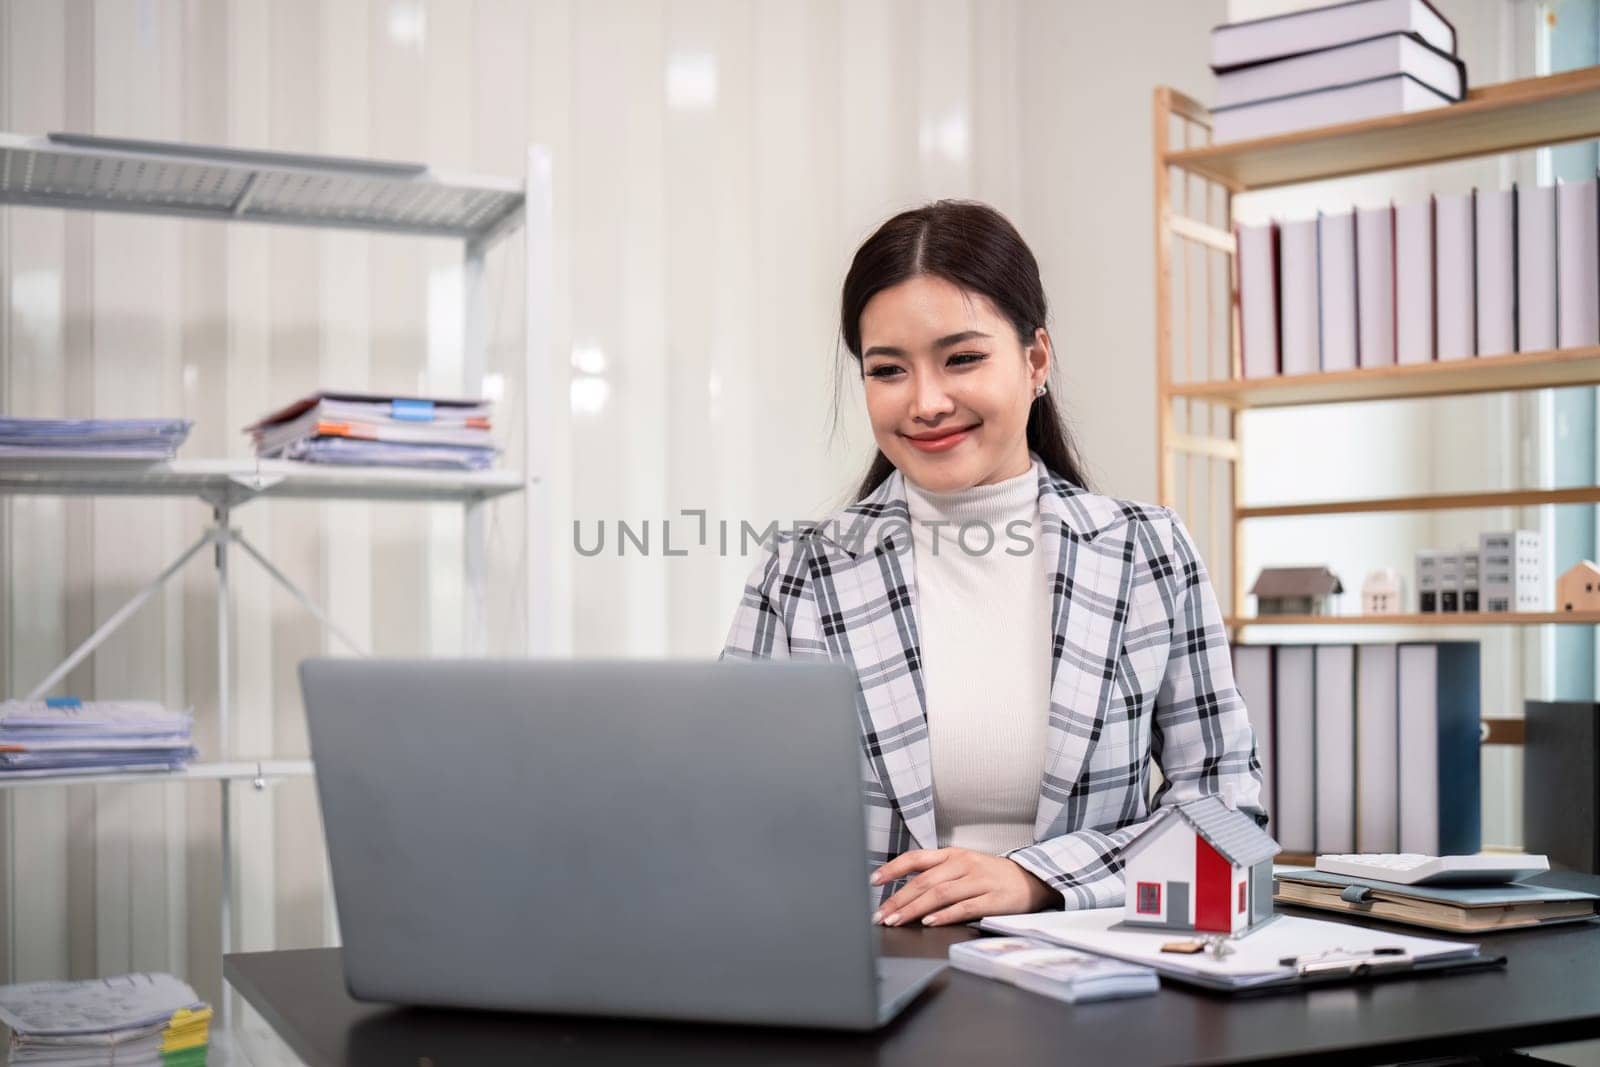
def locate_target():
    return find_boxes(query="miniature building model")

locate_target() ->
[1480,530,1543,612]
[1558,560,1600,613]
[1120,796,1281,935]
[1362,568,1404,615]
[1249,566,1343,616]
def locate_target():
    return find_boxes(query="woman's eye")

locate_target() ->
[866,365,903,380]
[949,352,987,367]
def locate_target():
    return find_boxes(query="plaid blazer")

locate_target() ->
[721,461,1265,910]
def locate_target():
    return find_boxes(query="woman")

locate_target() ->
[722,201,1264,928]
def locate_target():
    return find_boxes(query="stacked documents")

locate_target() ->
[245,391,496,471]
[0,972,211,1066]
[981,906,1486,993]
[0,700,197,779]
[949,937,1158,1004]
[0,418,192,460]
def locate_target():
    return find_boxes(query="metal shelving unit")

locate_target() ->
[0,131,554,1020]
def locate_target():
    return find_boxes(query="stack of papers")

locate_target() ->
[0,700,197,780]
[0,972,211,1066]
[950,937,1158,1004]
[981,907,1484,992]
[0,418,192,461]
[245,391,496,471]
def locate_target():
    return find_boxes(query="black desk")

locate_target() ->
[226,906,1600,1067]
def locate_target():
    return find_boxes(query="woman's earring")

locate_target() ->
[1034,383,1048,398]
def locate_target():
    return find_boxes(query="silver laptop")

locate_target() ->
[299,658,945,1030]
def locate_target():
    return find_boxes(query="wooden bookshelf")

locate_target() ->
[1165,66,1600,191]
[1226,612,1600,628]
[1152,69,1600,636]
[1170,346,1600,410]
[1237,486,1600,521]
[1154,66,1600,783]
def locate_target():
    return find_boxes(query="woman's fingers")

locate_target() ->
[921,892,997,927]
[876,874,980,927]
[871,848,946,887]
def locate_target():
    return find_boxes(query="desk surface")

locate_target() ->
[226,902,1600,1067]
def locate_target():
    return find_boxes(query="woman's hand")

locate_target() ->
[870,847,1063,927]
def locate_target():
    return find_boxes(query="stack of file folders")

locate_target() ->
[245,391,496,471]
[0,700,197,780]
[1210,0,1466,143]
[948,937,1158,1004]
[0,972,211,1066]
[1273,869,1600,933]
[0,417,192,460]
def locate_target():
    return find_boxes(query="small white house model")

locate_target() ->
[1120,796,1280,935]
[1362,568,1404,615]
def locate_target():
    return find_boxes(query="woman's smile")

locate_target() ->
[903,424,979,453]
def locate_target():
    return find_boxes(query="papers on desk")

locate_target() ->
[245,391,496,471]
[980,907,1486,993]
[0,700,196,779]
[949,938,1158,1004]
[0,418,193,460]
[0,972,211,1066]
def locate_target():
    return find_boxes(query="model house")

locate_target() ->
[1362,568,1404,614]
[1120,796,1280,935]
[1249,566,1343,616]
[1558,560,1600,613]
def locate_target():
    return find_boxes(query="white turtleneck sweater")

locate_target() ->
[904,461,1053,857]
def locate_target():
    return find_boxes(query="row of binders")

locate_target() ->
[1238,178,1600,378]
[1231,642,1479,858]
[0,972,210,1066]
[0,700,196,780]
[1211,0,1464,143]
[0,418,192,460]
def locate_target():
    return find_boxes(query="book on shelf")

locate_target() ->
[1232,645,1276,816]
[1318,211,1359,372]
[1355,204,1397,367]
[1279,218,1322,375]
[1474,187,1517,358]
[1556,177,1599,349]
[1397,642,1480,856]
[1273,645,1316,854]
[1237,222,1281,379]
[1517,183,1557,352]
[1213,31,1465,110]
[1395,197,1436,365]
[1234,641,1479,857]
[1209,0,1456,73]
[1434,191,1476,361]
[1355,644,1400,853]
[1314,645,1357,855]
[1211,74,1456,145]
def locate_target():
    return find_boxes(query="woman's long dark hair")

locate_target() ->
[837,200,1090,501]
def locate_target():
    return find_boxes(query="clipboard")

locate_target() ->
[1179,947,1507,997]
[979,908,1502,996]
